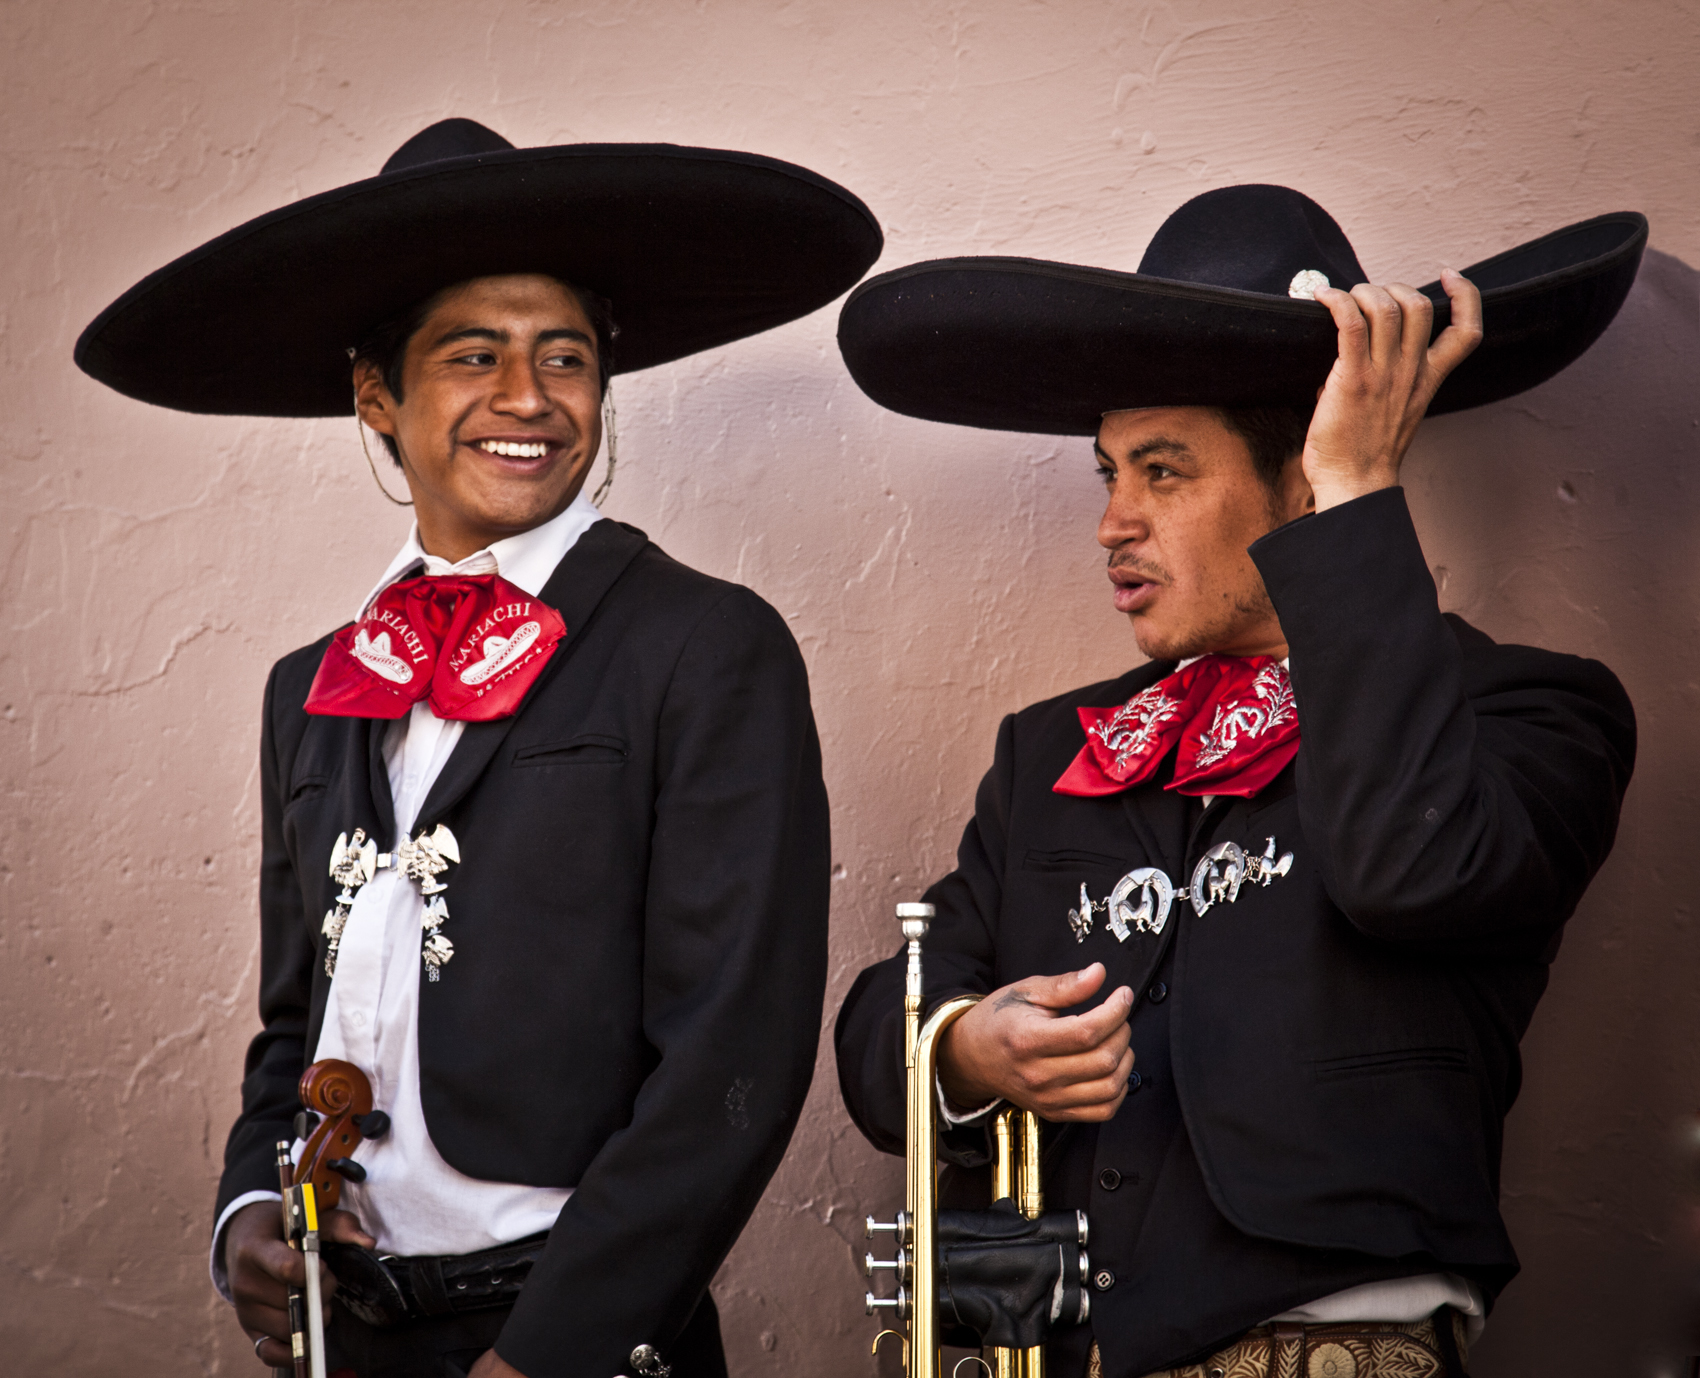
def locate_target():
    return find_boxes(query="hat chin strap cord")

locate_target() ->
[353,395,416,507]
[592,382,618,506]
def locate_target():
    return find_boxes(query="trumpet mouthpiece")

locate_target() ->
[897,901,935,942]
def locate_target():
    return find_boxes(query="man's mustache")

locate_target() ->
[1108,551,1170,584]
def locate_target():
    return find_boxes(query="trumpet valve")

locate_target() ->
[865,1248,910,1280]
[865,1210,911,1242]
[865,1287,910,1318]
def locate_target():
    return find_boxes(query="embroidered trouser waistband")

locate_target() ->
[1090,1307,1471,1378]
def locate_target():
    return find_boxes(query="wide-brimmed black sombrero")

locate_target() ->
[837,183,1646,434]
[76,118,883,416]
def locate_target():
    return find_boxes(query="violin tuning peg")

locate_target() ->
[326,1156,368,1184]
[353,1110,391,1139]
[293,1110,319,1142]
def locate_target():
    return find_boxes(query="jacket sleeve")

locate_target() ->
[214,660,317,1222]
[497,587,831,1378]
[833,712,1018,1167]
[1251,486,1636,957]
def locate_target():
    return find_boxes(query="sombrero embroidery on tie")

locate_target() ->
[304,574,566,722]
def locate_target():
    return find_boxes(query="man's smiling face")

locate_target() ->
[355,273,604,562]
[1095,406,1311,662]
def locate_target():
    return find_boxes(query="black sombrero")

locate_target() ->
[76,118,883,417]
[836,183,1646,434]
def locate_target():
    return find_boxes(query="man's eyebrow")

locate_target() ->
[427,325,507,349]
[425,325,595,349]
[1093,437,1194,465]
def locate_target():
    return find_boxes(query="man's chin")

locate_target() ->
[1129,617,1203,665]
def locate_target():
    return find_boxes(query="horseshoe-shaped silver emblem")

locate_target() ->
[1107,867,1174,941]
[1190,841,1247,915]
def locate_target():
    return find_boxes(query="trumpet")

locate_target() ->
[865,903,1090,1378]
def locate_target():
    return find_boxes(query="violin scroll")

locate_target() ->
[294,1058,375,1209]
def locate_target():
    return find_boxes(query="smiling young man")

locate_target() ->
[75,118,883,1378]
[832,186,1646,1376]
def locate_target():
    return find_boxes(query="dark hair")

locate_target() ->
[352,277,619,464]
[1212,403,1313,494]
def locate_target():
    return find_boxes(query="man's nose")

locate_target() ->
[1098,488,1149,551]
[491,359,551,417]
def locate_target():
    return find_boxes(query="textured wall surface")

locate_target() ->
[3,2,1698,1374]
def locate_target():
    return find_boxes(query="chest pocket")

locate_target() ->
[512,733,629,767]
[1021,847,1131,874]
[283,773,330,820]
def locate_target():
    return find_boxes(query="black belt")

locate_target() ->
[322,1232,548,1328]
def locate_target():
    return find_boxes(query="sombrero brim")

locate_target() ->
[76,144,883,417]
[836,211,1647,434]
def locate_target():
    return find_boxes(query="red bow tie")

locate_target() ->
[1053,655,1299,799]
[304,574,567,722]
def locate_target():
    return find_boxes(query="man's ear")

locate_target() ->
[353,359,398,438]
[1279,451,1315,522]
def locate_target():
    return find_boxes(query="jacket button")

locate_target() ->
[1147,981,1168,1003]
[1098,1168,1121,1191]
[1093,1268,1116,1292]
[1127,1070,1143,1093]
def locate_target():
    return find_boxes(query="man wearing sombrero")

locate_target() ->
[834,186,1645,1376]
[77,118,882,1377]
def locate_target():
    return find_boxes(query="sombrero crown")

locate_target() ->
[77,118,884,417]
[837,183,1646,434]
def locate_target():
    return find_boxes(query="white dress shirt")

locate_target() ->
[213,492,602,1296]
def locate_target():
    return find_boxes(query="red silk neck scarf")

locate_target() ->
[1053,654,1299,799]
[304,574,566,722]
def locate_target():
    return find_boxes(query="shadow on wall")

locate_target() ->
[707,248,1700,1378]
[1446,247,1700,1377]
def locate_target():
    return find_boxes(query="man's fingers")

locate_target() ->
[1038,1049,1135,1122]
[232,1239,306,1301]
[1007,987,1133,1059]
[253,1333,294,1368]
[1386,283,1434,377]
[1348,283,1404,370]
[1016,1036,1132,1102]
[1014,963,1109,1012]
[237,1303,292,1339]
[1425,267,1484,379]
[1312,283,1370,374]
[323,1208,377,1249]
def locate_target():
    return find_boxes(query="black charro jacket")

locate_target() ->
[835,489,1634,1374]
[216,519,830,1378]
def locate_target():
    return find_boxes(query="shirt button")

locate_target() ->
[1093,1268,1116,1292]
[1098,1168,1121,1191]
[1147,981,1168,1003]
[349,1010,368,1029]
[1127,1070,1143,1093]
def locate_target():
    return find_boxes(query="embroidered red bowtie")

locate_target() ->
[304,574,566,722]
[1053,654,1299,799]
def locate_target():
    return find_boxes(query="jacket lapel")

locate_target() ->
[412,518,649,832]
[1089,659,1193,875]
[366,717,398,848]
[1117,783,1194,879]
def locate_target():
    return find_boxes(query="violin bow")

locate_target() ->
[278,1142,328,1378]
[276,1141,309,1378]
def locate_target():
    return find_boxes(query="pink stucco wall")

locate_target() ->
[3,2,1697,1373]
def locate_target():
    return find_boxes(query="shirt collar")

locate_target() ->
[355,490,603,618]
[1175,653,1291,671]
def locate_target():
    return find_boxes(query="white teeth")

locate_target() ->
[479,440,547,458]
